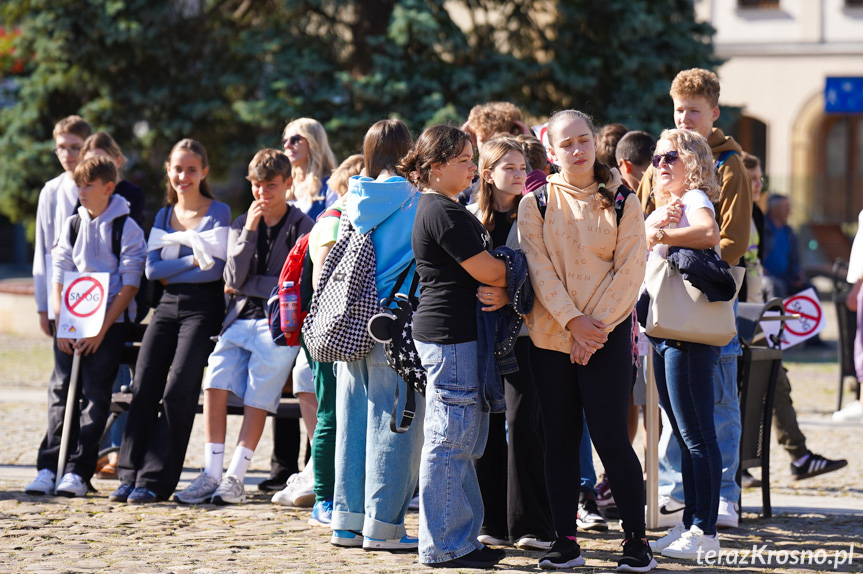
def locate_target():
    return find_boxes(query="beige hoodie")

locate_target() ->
[517,171,647,354]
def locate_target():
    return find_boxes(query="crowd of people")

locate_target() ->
[23,67,852,572]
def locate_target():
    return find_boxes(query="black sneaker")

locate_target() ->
[790,453,848,481]
[481,545,507,561]
[257,474,290,492]
[617,537,657,573]
[577,494,608,531]
[429,548,501,568]
[538,537,585,570]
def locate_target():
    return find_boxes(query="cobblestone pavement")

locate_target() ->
[1,304,862,573]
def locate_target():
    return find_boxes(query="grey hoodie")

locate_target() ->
[33,172,79,313]
[51,194,147,322]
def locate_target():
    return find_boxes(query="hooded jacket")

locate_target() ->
[33,172,79,313]
[637,127,753,266]
[52,194,147,322]
[517,170,647,354]
[345,175,420,299]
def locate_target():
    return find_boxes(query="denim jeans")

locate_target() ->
[331,343,425,540]
[658,336,742,504]
[580,419,596,492]
[651,338,722,535]
[416,340,490,564]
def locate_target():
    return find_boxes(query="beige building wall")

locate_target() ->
[694,0,863,225]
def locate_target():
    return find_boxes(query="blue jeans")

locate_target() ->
[658,336,742,504]
[580,419,596,492]
[331,343,425,540]
[416,340,490,564]
[651,338,722,535]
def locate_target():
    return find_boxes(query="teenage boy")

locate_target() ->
[637,68,752,531]
[33,116,93,337]
[25,157,146,497]
[616,131,655,193]
[175,149,313,505]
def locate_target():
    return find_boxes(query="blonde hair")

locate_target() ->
[53,115,92,140]
[477,137,525,232]
[329,154,364,197]
[670,68,721,108]
[283,118,337,202]
[653,128,720,204]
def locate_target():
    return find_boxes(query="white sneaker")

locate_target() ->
[55,472,87,498]
[649,522,687,552]
[716,498,739,529]
[477,534,511,546]
[661,525,719,560]
[25,469,56,495]
[652,495,685,528]
[832,401,863,422]
[271,472,314,507]
[211,474,246,505]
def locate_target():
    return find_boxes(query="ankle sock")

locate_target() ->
[204,442,225,480]
[226,446,254,481]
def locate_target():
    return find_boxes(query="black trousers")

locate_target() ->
[37,322,129,481]
[476,338,554,541]
[530,315,646,539]
[269,418,303,479]
[117,283,224,498]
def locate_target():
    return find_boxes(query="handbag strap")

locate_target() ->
[390,376,416,434]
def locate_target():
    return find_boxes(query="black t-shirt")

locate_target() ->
[489,210,513,249]
[412,193,491,344]
[237,211,288,321]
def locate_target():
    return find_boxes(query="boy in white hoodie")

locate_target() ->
[25,157,146,497]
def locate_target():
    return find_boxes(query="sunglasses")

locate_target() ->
[651,151,679,168]
[282,134,304,147]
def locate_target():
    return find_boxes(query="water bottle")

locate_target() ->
[279,281,299,332]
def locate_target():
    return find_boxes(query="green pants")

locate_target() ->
[304,341,337,502]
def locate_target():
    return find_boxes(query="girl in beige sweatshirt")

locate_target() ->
[516,110,655,572]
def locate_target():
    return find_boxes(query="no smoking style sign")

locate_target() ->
[759,287,825,350]
[57,272,109,339]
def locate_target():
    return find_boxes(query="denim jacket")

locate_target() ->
[477,246,534,413]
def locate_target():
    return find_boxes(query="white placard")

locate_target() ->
[56,272,109,339]
[759,287,825,350]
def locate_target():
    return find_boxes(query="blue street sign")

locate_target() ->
[825,77,863,113]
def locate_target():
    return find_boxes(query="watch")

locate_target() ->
[656,228,666,244]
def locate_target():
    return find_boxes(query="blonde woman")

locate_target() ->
[644,128,723,560]
[282,117,338,219]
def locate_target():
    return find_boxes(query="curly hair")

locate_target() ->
[653,128,720,204]
[466,102,523,141]
[476,136,525,233]
[670,68,720,108]
[547,109,615,210]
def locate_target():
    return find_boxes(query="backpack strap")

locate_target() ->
[532,184,548,220]
[317,206,343,221]
[613,185,634,227]
[390,375,417,434]
[714,150,738,172]
[68,213,132,323]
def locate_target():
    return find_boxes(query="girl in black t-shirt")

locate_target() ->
[469,137,555,549]
[402,125,510,569]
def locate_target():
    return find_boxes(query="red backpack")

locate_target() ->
[267,206,342,346]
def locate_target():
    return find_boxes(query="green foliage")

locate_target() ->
[0,0,716,235]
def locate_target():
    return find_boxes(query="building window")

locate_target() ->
[738,0,780,8]
[816,116,863,223]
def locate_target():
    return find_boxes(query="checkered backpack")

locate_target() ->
[302,211,379,363]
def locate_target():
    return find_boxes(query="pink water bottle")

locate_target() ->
[279,281,299,332]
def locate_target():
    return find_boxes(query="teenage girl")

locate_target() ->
[112,139,229,503]
[469,136,554,550]
[405,125,510,569]
[517,110,654,572]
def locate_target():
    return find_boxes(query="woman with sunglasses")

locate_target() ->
[265,118,338,504]
[517,110,652,572]
[643,128,724,561]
